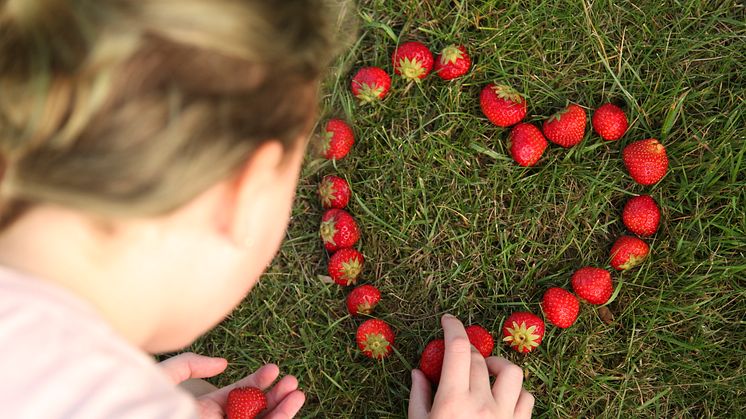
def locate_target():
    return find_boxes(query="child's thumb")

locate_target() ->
[158,352,229,384]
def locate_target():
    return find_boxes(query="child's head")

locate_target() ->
[0,0,353,352]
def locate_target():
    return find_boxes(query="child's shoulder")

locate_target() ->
[0,266,197,418]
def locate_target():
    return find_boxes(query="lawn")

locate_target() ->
[188,0,745,417]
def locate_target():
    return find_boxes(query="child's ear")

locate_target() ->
[221,141,285,248]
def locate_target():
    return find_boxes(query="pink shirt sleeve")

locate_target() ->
[0,266,199,418]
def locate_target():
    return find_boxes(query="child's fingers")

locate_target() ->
[265,375,299,410]
[262,390,305,419]
[158,352,228,384]
[438,314,472,393]
[485,357,523,408]
[514,389,535,419]
[407,369,432,418]
[467,346,491,395]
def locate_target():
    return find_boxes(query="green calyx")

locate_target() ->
[620,254,645,270]
[363,333,391,359]
[398,57,426,80]
[502,321,541,352]
[491,84,523,104]
[355,82,385,103]
[320,219,337,246]
[440,45,463,65]
[319,180,335,207]
[341,258,362,285]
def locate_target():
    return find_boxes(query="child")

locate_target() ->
[0,0,534,417]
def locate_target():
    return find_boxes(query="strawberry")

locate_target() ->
[610,235,649,271]
[465,325,494,357]
[509,123,548,167]
[622,139,668,186]
[319,175,351,209]
[571,267,613,305]
[502,312,545,353]
[225,387,267,419]
[346,284,381,316]
[392,41,434,80]
[418,339,445,384]
[592,103,628,141]
[328,248,364,286]
[542,287,580,328]
[433,44,471,80]
[320,119,354,160]
[320,209,359,252]
[623,195,660,237]
[542,104,587,148]
[356,319,395,359]
[351,66,391,103]
[480,84,527,127]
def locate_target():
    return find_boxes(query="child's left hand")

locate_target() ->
[159,352,305,419]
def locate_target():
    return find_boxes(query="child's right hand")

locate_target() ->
[408,315,535,418]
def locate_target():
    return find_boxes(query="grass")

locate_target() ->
[187,0,745,417]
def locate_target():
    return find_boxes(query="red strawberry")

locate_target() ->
[509,123,548,167]
[623,195,660,237]
[346,284,381,316]
[328,248,364,286]
[502,312,545,353]
[225,387,267,419]
[592,103,628,141]
[320,209,359,252]
[319,175,351,209]
[480,84,527,127]
[465,325,494,357]
[542,104,587,148]
[356,319,395,359]
[351,67,391,103]
[622,139,668,185]
[433,44,471,80]
[571,267,613,305]
[418,339,445,384]
[320,119,354,160]
[542,287,580,328]
[392,41,434,80]
[610,235,649,271]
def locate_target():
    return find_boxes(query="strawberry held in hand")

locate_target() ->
[622,138,669,185]
[346,284,381,316]
[543,104,587,148]
[434,44,471,80]
[328,247,364,286]
[356,319,395,359]
[319,175,351,209]
[592,103,628,141]
[418,339,445,384]
[320,119,354,160]
[542,287,580,328]
[480,84,527,127]
[610,235,649,271]
[502,312,545,353]
[225,386,267,419]
[392,41,434,80]
[571,267,613,305]
[351,66,391,103]
[320,209,359,252]
[623,195,661,237]
[509,123,548,167]
[465,324,494,357]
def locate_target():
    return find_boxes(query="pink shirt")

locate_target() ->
[0,265,198,418]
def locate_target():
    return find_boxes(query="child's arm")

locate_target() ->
[159,353,305,418]
[408,315,534,418]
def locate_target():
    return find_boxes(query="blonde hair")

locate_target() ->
[0,0,354,228]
